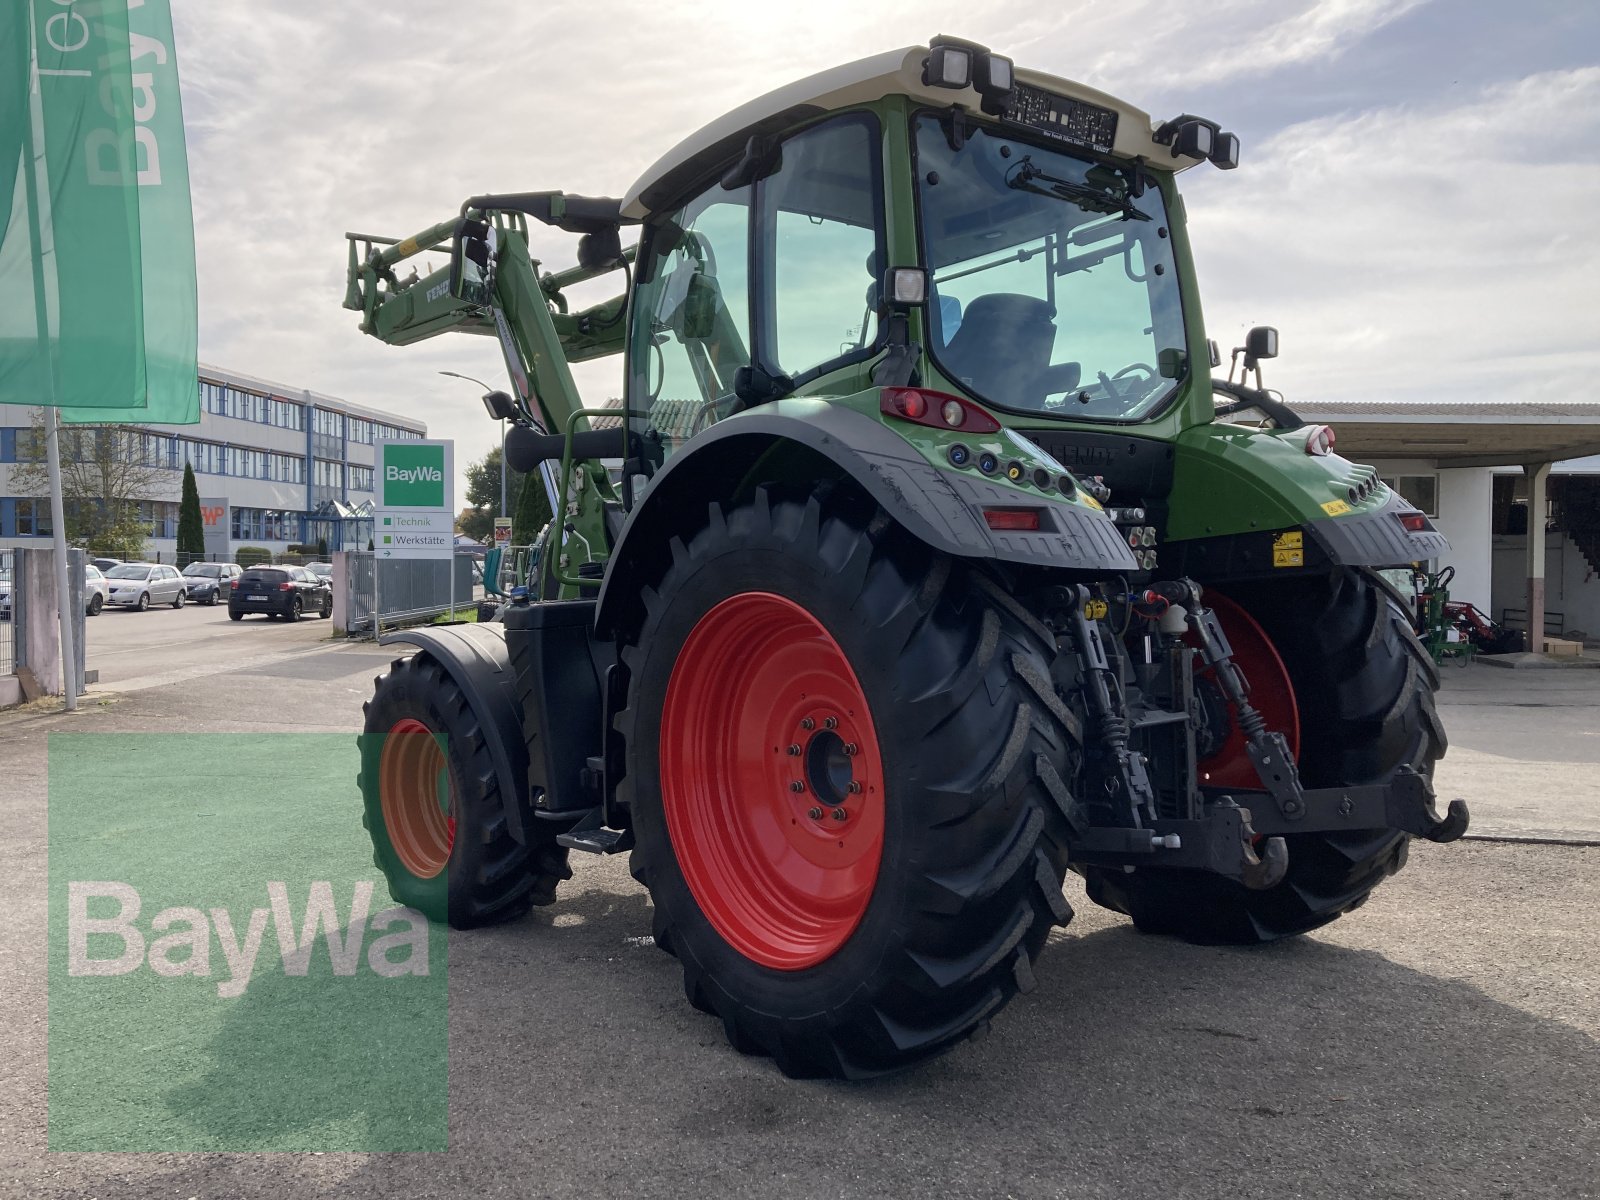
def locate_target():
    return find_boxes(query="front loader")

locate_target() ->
[346,37,1467,1079]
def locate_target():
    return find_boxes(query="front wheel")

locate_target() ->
[320,594,332,619]
[618,489,1079,1078]
[172,590,185,609]
[135,591,149,612]
[1082,567,1446,944]
[358,652,571,926]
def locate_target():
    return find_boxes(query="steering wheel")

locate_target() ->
[1096,362,1157,407]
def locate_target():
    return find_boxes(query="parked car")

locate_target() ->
[103,562,186,610]
[181,561,242,605]
[304,561,333,580]
[228,565,332,621]
[90,557,123,573]
[84,564,109,615]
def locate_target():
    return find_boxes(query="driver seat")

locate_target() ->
[939,293,1059,406]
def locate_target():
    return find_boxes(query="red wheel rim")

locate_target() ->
[659,592,885,971]
[379,718,455,879]
[1188,591,1301,790]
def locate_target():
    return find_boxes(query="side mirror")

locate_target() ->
[449,218,497,305]
[577,226,623,272]
[676,274,719,341]
[1245,325,1278,365]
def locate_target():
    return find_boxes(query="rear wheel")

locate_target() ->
[87,594,102,616]
[1082,567,1445,944]
[173,590,185,609]
[229,610,243,621]
[618,489,1079,1078]
[359,653,571,926]
[287,596,302,622]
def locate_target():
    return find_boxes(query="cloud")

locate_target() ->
[161,0,1595,501]
[1185,65,1600,405]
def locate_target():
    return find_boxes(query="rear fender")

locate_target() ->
[379,624,534,844]
[594,400,1136,638]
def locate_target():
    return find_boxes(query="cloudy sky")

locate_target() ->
[169,0,1599,496]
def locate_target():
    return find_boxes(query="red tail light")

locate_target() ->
[880,387,1001,433]
[279,581,295,591]
[230,579,239,589]
[1398,512,1428,532]
[983,508,1042,532]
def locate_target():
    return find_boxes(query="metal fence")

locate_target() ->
[341,552,475,635]
[0,548,14,676]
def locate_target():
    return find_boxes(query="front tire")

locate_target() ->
[359,653,571,926]
[618,489,1079,1078]
[135,591,149,612]
[173,590,185,609]
[1082,567,1445,944]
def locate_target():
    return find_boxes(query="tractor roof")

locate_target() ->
[621,44,1192,220]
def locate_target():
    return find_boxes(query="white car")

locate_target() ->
[103,563,187,611]
[84,564,110,615]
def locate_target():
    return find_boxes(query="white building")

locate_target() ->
[0,363,426,559]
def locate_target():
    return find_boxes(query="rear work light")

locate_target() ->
[1398,512,1429,532]
[880,387,1001,433]
[1303,424,1336,456]
[982,508,1042,532]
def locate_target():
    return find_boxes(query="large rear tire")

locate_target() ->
[359,653,571,927]
[617,489,1079,1078]
[1082,567,1446,944]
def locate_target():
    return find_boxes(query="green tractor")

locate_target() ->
[345,37,1467,1078]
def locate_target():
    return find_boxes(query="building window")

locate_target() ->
[1380,474,1439,518]
[16,499,52,537]
[349,464,373,492]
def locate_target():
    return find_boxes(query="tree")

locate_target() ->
[511,468,553,549]
[10,411,168,558]
[176,462,205,564]
[460,444,525,544]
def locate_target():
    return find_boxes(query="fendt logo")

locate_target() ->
[380,444,448,508]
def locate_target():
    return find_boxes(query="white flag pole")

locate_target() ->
[22,13,77,711]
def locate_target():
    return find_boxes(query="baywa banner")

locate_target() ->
[0,1,198,424]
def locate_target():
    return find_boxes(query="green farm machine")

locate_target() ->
[346,38,1467,1078]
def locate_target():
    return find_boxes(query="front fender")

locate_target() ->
[379,624,533,844]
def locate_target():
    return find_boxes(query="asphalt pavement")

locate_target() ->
[0,642,1595,1198]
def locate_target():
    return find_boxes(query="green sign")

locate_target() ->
[377,439,453,512]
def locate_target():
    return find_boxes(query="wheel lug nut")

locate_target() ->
[843,743,858,756]
[823,716,838,729]
[790,781,805,793]
[831,808,848,822]
[787,744,801,756]
[800,718,815,731]
[808,806,824,820]
[847,781,863,794]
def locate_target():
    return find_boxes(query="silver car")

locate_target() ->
[181,561,242,605]
[103,563,187,611]
[84,564,110,615]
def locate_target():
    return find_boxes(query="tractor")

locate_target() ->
[344,37,1468,1079]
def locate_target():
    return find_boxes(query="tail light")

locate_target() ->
[982,508,1042,532]
[880,387,1000,433]
[279,581,295,591]
[1398,512,1429,532]
[1303,424,1336,456]
[230,579,239,589]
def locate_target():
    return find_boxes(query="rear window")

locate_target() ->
[242,569,287,583]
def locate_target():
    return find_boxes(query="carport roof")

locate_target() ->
[1287,401,1600,469]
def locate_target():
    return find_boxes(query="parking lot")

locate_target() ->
[0,644,1595,1198]
[83,589,337,689]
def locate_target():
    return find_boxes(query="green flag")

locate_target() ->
[61,0,198,424]
[0,0,145,412]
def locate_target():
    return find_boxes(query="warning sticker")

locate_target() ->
[1322,499,1352,516]
[1272,530,1304,568]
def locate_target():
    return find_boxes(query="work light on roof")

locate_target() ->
[1155,114,1243,171]
[924,37,975,89]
